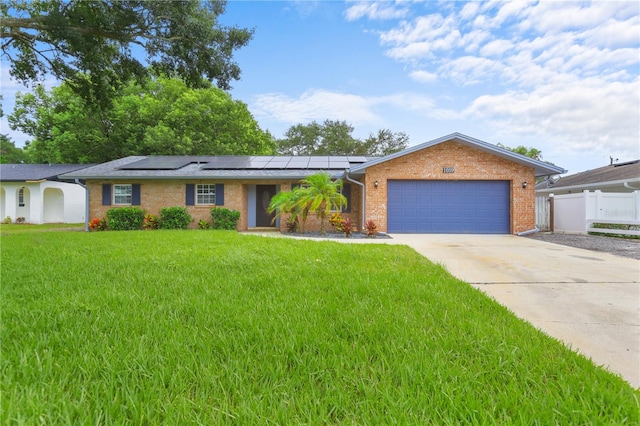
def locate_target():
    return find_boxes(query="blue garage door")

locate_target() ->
[388,180,510,234]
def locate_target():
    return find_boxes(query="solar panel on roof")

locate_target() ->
[224,158,252,169]
[329,159,350,169]
[347,156,368,163]
[200,158,230,169]
[287,158,310,168]
[119,157,196,170]
[308,158,329,168]
[264,160,291,169]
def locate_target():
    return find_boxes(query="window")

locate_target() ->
[18,187,25,207]
[331,184,351,213]
[196,184,216,205]
[113,184,132,205]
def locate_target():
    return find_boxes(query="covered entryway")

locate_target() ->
[255,185,277,227]
[387,180,510,234]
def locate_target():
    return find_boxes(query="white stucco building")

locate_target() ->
[0,164,91,224]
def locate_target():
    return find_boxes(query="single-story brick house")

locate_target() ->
[0,164,92,224]
[60,133,565,234]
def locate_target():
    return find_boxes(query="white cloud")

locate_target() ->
[252,89,381,125]
[344,1,409,21]
[581,16,640,49]
[250,89,446,127]
[354,1,639,166]
[479,39,513,57]
[464,77,640,158]
[409,70,437,83]
[438,56,504,85]
[459,2,480,21]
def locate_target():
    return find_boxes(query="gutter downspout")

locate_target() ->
[75,179,89,232]
[344,170,365,230]
[517,227,539,236]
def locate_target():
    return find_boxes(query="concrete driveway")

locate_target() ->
[389,234,640,389]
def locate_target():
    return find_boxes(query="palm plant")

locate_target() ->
[297,172,347,234]
[267,188,311,233]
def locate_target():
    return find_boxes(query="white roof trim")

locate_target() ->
[536,177,640,194]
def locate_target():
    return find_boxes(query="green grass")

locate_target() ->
[0,223,84,234]
[2,230,638,424]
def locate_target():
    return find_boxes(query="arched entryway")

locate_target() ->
[16,187,30,222]
[43,187,64,222]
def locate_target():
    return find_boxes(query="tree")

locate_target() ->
[364,129,409,156]
[9,76,276,163]
[267,189,310,233]
[297,172,347,234]
[277,120,360,155]
[498,143,557,183]
[497,143,543,161]
[268,173,347,234]
[276,121,408,156]
[0,134,25,163]
[1,0,253,107]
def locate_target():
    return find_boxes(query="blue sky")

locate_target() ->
[2,1,639,175]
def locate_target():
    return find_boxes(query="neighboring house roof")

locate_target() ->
[536,159,640,194]
[348,132,566,177]
[0,164,93,182]
[59,155,378,180]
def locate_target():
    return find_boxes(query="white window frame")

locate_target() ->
[18,187,25,207]
[196,184,216,205]
[113,184,132,205]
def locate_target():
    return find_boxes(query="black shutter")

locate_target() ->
[132,184,141,205]
[186,184,195,206]
[342,183,351,213]
[102,184,111,206]
[215,184,224,205]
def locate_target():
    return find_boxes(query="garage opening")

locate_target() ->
[387,180,510,234]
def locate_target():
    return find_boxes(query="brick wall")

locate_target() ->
[87,180,247,229]
[363,141,535,234]
[88,179,360,232]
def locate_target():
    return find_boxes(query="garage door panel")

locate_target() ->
[388,180,510,234]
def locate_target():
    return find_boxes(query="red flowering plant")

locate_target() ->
[89,217,107,231]
[143,214,159,230]
[364,220,377,237]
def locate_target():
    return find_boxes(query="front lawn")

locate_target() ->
[0,222,84,234]
[1,231,638,423]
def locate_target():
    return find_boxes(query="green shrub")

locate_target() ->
[198,219,210,230]
[211,208,240,230]
[106,207,146,231]
[159,207,192,230]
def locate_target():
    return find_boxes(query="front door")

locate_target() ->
[256,185,277,227]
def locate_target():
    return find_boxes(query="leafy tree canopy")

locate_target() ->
[276,120,409,156]
[1,0,253,107]
[9,76,276,163]
[0,134,25,163]
[497,143,543,161]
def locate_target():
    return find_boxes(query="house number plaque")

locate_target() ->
[443,167,455,173]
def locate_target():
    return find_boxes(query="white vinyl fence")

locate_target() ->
[552,190,640,236]
[535,196,551,231]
